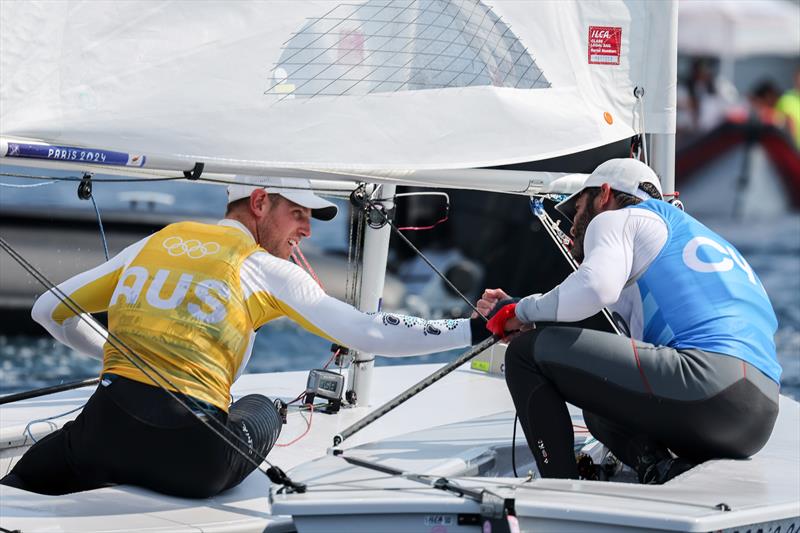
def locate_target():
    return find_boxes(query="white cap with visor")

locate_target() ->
[555,158,663,221]
[227,176,338,221]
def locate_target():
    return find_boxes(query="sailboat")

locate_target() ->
[1,1,797,532]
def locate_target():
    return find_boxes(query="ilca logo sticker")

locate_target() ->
[162,236,220,259]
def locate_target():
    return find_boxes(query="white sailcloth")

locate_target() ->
[1,0,676,184]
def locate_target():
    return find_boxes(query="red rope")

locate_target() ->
[323,349,341,369]
[396,215,449,231]
[631,339,654,395]
[275,404,314,447]
[290,243,325,288]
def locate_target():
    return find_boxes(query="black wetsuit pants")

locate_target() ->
[1,375,282,498]
[504,327,780,479]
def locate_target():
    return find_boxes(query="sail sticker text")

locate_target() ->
[4,142,146,167]
[588,26,621,65]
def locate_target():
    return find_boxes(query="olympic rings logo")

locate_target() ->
[162,236,221,259]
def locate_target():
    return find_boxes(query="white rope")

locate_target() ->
[23,403,86,444]
[636,88,649,165]
[0,180,57,188]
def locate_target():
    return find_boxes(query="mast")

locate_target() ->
[346,184,396,407]
[650,134,676,195]
[647,0,678,196]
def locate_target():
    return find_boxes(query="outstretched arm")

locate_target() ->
[242,252,471,357]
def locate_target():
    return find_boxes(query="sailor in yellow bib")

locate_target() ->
[104,222,259,411]
[3,177,484,498]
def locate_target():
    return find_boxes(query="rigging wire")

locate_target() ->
[0,172,186,183]
[334,334,506,445]
[353,205,364,306]
[1,174,110,259]
[2,176,106,431]
[88,194,110,261]
[529,197,621,334]
[634,87,649,165]
[0,377,99,405]
[345,187,366,307]
[0,236,305,492]
[0,170,359,194]
[345,198,358,306]
[361,195,486,320]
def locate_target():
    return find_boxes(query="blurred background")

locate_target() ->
[1,0,798,399]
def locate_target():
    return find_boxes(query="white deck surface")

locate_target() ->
[272,397,800,533]
[2,365,798,532]
[0,363,515,532]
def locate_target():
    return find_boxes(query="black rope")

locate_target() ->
[345,185,366,307]
[0,237,305,492]
[187,174,353,194]
[512,413,519,477]
[334,334,507,444]
[0,171,186,183]
[361,196,487,321]
[337,453,486,502]
[0,171,357,194]
[0,377,100,405]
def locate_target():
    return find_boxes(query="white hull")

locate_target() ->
[2,362,798,532]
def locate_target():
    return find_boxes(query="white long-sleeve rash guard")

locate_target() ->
[31,220,471,374]
[515,207,668,336]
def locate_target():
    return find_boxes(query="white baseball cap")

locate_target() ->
[555,158,663,220]
[227,176,338,221]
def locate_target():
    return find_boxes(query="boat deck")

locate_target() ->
[0,363,515,532]
[2,365,798,532]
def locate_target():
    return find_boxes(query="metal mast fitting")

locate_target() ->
[345,184,396,407]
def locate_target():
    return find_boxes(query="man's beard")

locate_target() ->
[569,203,598,263]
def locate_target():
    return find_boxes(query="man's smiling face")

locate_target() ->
[255,194,311,259]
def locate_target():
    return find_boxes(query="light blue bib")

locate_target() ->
[632,200,780,384]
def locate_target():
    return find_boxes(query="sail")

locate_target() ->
[0,0,676,182]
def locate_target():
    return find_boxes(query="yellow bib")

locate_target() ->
[102,222,259,411]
